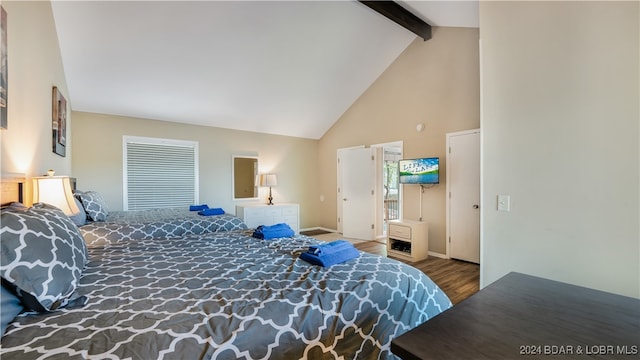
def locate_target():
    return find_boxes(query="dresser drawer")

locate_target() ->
[245,216,272,228]
[389,224,411,240]
[282,206,297,216]
[236,203,300,233]
[270,216,297,230]
[245,207,267,217]
[264,207,283,216]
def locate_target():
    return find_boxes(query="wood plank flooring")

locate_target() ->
[354,241,479,304]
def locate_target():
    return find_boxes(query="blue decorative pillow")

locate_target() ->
[78,191,109,222]
[0,203,88,312]
[0,281,23,336]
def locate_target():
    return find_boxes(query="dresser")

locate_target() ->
[235,203,300,233]
[391,272,640,360]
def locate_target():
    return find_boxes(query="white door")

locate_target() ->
[340,147,376,240]
[447,129,480,263]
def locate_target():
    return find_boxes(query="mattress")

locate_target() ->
[1,231,452,359]
[79,207,247,247]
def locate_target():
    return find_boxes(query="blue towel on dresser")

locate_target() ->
[190,204,209,211]
[300,240,360,267]
[252,223,295,239]
[197,207,225,216]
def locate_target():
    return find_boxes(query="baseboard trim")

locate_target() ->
[428,251,449,259]
[299,226,337,233]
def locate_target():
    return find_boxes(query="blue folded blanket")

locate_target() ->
[259,223,290,230]
[189,204,209,211]
[197,207,224,216]
[307,240,353,255]
[252,223,295,239]
[300,240,360,267]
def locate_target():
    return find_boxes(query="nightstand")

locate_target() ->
[387,219,428,262]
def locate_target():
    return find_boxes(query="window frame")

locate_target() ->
[122,136,199,211]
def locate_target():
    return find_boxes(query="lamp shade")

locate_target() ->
[259,174,278,187]
[32,176,80,216]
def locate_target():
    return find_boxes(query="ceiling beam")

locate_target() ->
[359,1,431,41]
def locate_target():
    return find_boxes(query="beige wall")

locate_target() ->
[71,111,320,228]
[318,27,480,254]
[480,1,639,298]
[0,1,71,191]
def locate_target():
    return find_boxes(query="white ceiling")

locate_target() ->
[51,1,478,140]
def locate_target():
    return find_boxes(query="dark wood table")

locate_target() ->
[391,272,640,359]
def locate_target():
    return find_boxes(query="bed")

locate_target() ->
[1,183,452,359]
[78,207,247,247]
[71,190,247,247]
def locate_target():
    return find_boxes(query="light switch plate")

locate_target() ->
[497,195,510,211]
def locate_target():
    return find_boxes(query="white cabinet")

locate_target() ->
[236,203,300,233]
[387,219,428,262]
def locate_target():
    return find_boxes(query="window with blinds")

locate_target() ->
[123,136,199,210]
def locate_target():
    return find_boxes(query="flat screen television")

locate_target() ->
[399,157,439,184]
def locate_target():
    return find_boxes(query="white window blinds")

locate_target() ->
[123,136,199,210]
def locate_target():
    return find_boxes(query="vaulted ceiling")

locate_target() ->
[52,1,478,139]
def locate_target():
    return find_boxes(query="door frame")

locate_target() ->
[445,128,480,259]
[371,141,403,239]
[337,142,402,239]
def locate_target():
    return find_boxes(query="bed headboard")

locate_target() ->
[1,174,26,206]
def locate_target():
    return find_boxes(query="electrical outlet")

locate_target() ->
[497,195,510,211]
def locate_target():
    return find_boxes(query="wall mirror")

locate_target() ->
[232,155,258,201]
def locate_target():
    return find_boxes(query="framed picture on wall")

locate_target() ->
[1,5,7,130]
[52,86,67,157]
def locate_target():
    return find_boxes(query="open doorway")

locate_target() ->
[373,141,403,240]
[337,142,403,242]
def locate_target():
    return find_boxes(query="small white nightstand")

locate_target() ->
[235,203,300,233]
[387,219,428,262]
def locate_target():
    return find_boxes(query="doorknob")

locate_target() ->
[473,204,479,209]
[343,198,348,201]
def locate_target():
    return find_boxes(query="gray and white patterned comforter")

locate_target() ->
[79,208,247,247]
[1,231,452,360]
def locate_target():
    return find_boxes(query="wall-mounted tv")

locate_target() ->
[399,157,439,184]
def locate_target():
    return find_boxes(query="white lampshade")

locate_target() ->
[32,176,80,216]
[259,174,278,187]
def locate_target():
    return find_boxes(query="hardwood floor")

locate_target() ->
[354,241,479,304]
